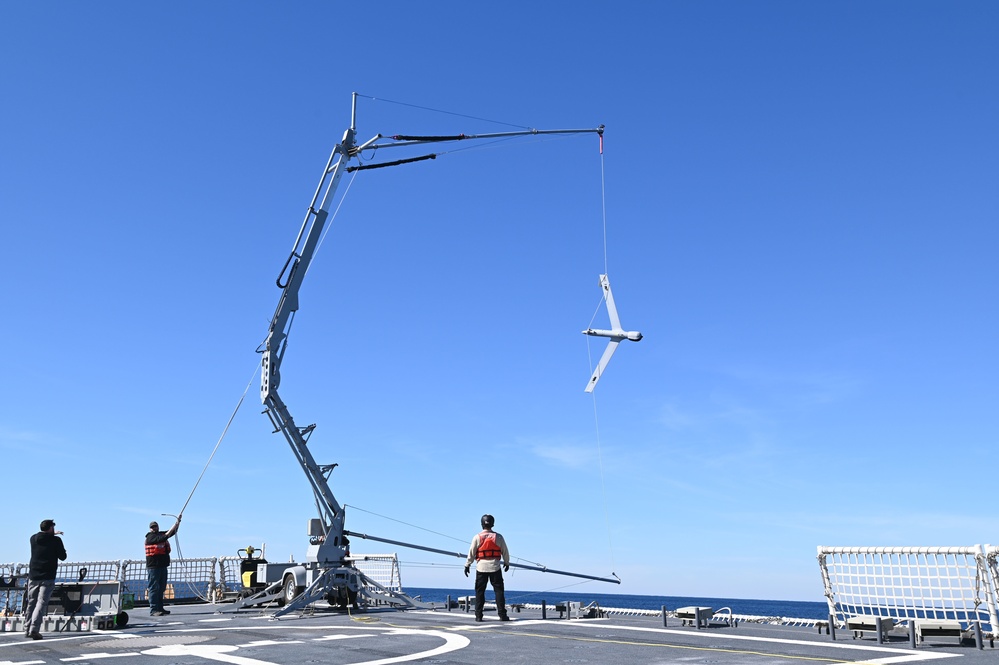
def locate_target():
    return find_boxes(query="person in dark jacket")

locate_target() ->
[24,519,67,639]
[145,515,181,616]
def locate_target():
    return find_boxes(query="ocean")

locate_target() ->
[405,587,829,620]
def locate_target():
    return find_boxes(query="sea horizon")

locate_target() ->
[404,586,830,620]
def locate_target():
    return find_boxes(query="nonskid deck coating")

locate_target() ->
[0,602,991,665]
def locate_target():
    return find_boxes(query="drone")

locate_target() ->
[583,274,643,393]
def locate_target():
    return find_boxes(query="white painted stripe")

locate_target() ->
[550,622,961,663]
[341,629,470,665]
[61,653,141,662]
[139,629,471,665]
[141,645,274,665]
[0,660,46,665]
[311,634,374,641]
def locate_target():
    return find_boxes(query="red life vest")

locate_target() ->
[145,540,171,557]
[476,531,502,560]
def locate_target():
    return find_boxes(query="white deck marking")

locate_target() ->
[552,622,962,663]
[62,653,142,662]
[137,627,470,665]
[340,628,469,665]
[311,634,374,641]
[141,645,272,664]
[0,660,45,665]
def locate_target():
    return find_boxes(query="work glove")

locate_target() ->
[503,564,510,573]
[463,565,470,577]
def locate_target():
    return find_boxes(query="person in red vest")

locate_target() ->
[464,514,510,621]
[145,515,181,617]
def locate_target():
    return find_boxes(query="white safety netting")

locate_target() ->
[818,545,999,635]
[349,554,403,593]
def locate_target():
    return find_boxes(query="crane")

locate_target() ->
[243,93,608,616]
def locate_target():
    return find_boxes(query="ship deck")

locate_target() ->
[1,600,995,665]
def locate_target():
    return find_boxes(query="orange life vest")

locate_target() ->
[476,531,502,560]
[145,540,170,557]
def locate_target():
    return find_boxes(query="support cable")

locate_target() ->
[343,506,557,571]
[355,93,531,130]
[312,169,358,271]
[600,138,609,276]
[590,140,617,576]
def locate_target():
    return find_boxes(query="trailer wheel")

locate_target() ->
[279,575,301,606]
[115,611,129,628]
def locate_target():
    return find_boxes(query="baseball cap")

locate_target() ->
[40,519,56,531]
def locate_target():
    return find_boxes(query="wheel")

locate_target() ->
[115,611,129,628]
[279,576,300,606]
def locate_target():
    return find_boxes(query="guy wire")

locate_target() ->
[355,93,530,129]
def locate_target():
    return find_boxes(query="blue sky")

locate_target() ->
[2,2,996,602]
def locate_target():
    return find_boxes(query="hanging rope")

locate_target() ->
[588,138,617,576]
[600,135,609,276]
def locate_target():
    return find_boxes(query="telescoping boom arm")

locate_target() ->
[259,92,604,566]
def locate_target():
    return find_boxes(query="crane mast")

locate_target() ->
[260,104,357,565]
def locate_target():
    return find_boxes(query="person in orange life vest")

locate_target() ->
[145,515,181,617]
[463,514,510,621]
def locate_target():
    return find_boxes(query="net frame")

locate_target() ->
[818,545,999,635]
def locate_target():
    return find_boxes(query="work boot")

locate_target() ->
[500,615,511,621]
[28,632,43,640]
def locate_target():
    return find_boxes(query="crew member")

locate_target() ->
[464,514,510,621]
[24,519,67,639]
[145,515,181,616]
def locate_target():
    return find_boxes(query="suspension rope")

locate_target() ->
[589,137,616,575]
[600,139,609,276]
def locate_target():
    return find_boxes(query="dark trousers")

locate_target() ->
[147,567,168,613]
[474,570,507,618]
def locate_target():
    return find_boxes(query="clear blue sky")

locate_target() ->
[2,2,996,602]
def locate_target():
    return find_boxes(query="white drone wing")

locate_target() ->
[585,339,620,394]
[600,274,622,331]
[582,273,643,393]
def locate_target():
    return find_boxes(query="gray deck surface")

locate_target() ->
[1,601,993,665]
